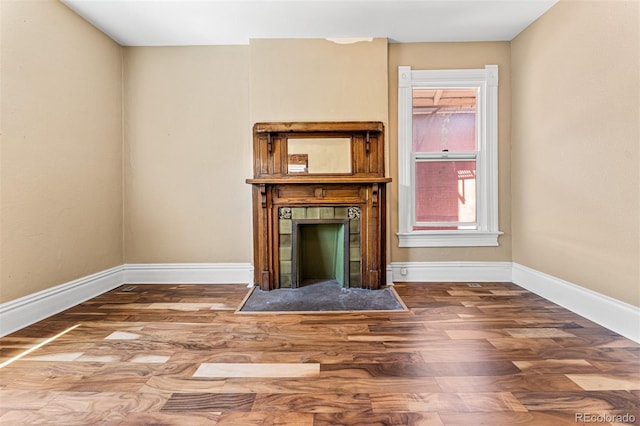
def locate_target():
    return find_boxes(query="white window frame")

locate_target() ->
[397,65,501,247]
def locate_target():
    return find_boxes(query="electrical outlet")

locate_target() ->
[400,267,408,276]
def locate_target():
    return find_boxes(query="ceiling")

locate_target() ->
[61,0,558,46]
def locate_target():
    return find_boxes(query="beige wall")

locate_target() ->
[511,0,639,306]
[249,38,388,125]
[124,39,387,263]
[388,42,512,262]
[123,46,252,263]
[0,0,123,303]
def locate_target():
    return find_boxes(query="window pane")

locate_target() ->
[414,160,476,229]
[412,88,476,152]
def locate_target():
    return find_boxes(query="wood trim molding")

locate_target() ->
[253,121,384,133]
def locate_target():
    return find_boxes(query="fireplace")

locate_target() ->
[247,122,390,290]
[280,208,361,288]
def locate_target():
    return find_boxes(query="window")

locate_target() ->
[397,65,501,247]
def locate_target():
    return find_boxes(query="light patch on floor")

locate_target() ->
[567,374,640,390]
[505,328,576,338]
[27,352,84,362]
[76,354,122,362]
[148,303,232,311]
[193,363,320,378]
[130,354,171,364]
[105,331,141,340]
[513,359,592,369]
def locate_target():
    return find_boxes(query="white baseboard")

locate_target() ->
[512,263,640,343]
[0,266,124,337]
[388,261,512,283]
[0,263,253,337]
[2,261,637,343]
[386,266,394,285]
[387,261,639,343]
[123,263,253,284]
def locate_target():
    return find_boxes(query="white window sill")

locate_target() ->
[397,231,502,247]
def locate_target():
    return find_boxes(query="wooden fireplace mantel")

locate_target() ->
[247,122,390,291]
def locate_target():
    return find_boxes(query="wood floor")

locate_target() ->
[0,282,638,425]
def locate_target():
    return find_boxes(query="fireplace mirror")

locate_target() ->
[287,137,351,175]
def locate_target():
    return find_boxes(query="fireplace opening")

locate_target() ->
[278,206,361,289]
[292,219,349,288]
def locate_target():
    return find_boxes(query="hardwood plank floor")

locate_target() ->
[0,282,638,425]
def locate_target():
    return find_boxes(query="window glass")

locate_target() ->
[414,160,476,229]
[412,89,477,152]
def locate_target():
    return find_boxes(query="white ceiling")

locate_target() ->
[62,0,558,46]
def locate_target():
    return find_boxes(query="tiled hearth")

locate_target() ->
[278,206,361,288]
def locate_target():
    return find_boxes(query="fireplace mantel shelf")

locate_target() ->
[253,121,384,134]
[246,177,392,185]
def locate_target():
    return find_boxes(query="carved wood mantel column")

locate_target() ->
[246,122,391,290]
